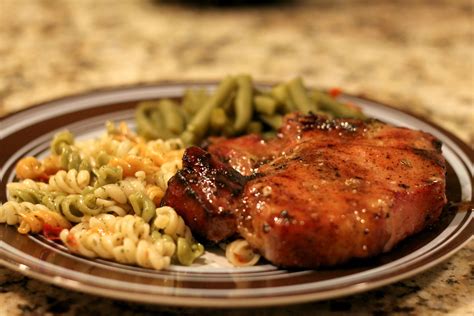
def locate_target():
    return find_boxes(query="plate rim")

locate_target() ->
[1,82,473,307]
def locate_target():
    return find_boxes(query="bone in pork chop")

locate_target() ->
[162,113,447,268]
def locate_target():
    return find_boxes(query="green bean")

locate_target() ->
[210,107,228,131]
[222,124,236,137]
[158,99,185,135]
[136,102,176,140]
[259,114,283,130]
[311,90,366,119]
[221,91,235,113]
[233,74,253,133]
[246,121,263,134]
[262,131,277,140]
[287,77,317,113]
[254,95,278,115]
[181,76,237,144]
[283,96,297,113]
[180,131,195,146]
[270,83,288,104]
[182,89,208,116]
[135,102,161,139]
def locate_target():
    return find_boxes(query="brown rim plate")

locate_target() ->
[1,82,473,307]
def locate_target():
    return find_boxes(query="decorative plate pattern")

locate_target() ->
[1,83,472,307]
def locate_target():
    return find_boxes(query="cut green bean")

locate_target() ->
[262,131,277,140]
[259,114,283,130]
[221,91,235,113]
[246,121,263,134]
[311,90,366,119]
[283,96,297,113]
[158,99,185,135]
[233,74,253,133]
[135,75,367,144]
[210,107,228,131]
[182,89,208,116]
[287,77,317,113]
[135,102,161,139]
[254,95,278,115]
[270,83,288,104]
[181,76,237,144]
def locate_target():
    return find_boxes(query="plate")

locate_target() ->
[1,82,472,307]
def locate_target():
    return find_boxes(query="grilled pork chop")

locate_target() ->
[162,113,447,268]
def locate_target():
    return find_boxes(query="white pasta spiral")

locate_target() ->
[153,206,192,242]
[18,209,71,234]
[155,159,182,190]
[48,169,91,194]
[225,239,260,267]
[94,178,146,204]
[60,214,176,270]
[106,139,140,157]
[0,201,48,225]
[7,179,49,192]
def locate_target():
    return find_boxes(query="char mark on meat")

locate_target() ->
[161,146,246,243]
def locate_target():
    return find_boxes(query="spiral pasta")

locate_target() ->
[59,214,176,270]
[40,192,127,223]
[153,206,192,242]
[225,239,260,267]
[48,169,91,194]
[0,201,70,235]
[7,179,50,192]
[3,121,201,271]
[17,209,71,234]
[0,201,37,225]
[155,159,183,191]
[153,206,204,266]
[7,187,45,204]
[93,178,146,205]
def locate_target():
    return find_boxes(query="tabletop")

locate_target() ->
[0,0,472,315]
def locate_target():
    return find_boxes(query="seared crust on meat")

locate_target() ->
[163,113,447,268]
[162,146,246,242]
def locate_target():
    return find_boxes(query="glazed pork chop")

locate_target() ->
[162,113,447,268]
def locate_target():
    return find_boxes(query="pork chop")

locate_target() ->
[162,113,447,268]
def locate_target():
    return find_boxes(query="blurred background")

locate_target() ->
[0,1,473,314]
[0,0,472,145]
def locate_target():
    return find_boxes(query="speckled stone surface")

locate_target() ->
[0,0,473,315]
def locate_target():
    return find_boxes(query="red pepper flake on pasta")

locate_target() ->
[43,224,64,241]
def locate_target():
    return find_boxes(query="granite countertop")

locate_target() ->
[0,0,472,315]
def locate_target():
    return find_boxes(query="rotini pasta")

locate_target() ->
[7,179,49,192]
[153,206,192,242]
[93,178,146,205]
[17,209,71,234]
[0,201,70,236]
[60,214,176,270]
[14,157,48,181]
[3,121,202,271]
[225,239,260,267]
[153,206,204,266]
[48,169,91,194]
